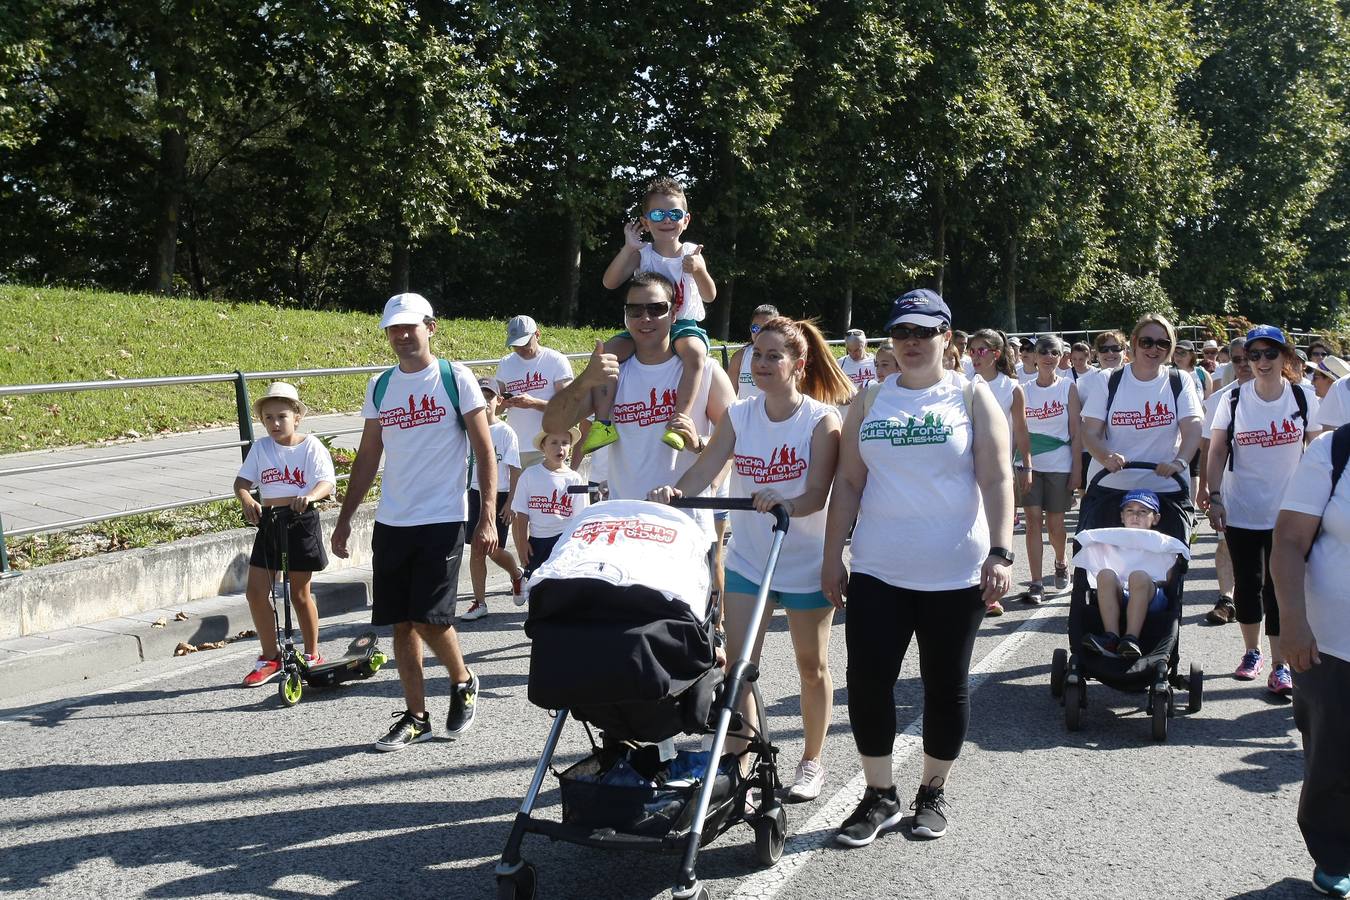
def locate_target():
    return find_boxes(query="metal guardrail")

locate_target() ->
[0,325,1331,573]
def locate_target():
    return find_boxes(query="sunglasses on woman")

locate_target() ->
[644,208,686,223]
[750,324,763,336]
[969,346,996,356]
[1248,347,1283,361]
[1136,336,1172,351]
[1310,349,1329,359]
[1037,348,1062,356]
[624,302,672,319]
[890,324,949,341]
[1097,344,1123,354]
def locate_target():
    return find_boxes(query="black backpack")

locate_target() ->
[1225,381,1310,471]
[1330,422,1350,496]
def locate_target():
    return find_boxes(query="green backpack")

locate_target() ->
[372,358,465,430]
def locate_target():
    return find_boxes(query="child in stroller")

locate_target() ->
[1077,489,1191,661]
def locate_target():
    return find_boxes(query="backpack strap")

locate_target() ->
[1292,383,1309,432]
[370,359,464,430]
[1168,368,1183,406]
[860,382,882,420]
[1331,422,1350,497]
[1102,368,1125,436]
[1226,383,1241,472]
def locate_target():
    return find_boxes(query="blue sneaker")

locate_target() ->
[1314,867,1350,898]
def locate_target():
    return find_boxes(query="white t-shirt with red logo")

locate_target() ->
[511,464,589,539]
[238,435,336,501]
[495,347,575,450]
[468,419,520,493]
[724,395,837,594]
[839,354,877,389]
[1314,376,1350,430]
[360,360,485,526]
[608,352,716,541]
[1209,381,1319,530]
[1022,375,1074,473]
[637,243,707,322]
[1081,365,1203,493]
[737,346,762,399]
[1279,431,1350,663]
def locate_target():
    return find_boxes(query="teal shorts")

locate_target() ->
[612,319,710,352]
[724,569,832,611]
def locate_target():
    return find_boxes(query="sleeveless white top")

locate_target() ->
[1022,375,1074,473]
[638,243,706,322]
[608,353,715,540]
[736,346,762,399]
[724,395,836,593]
[850,378,988,590]
[982,372,1018,425]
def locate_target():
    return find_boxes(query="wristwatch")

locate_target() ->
[988,546,1015,564]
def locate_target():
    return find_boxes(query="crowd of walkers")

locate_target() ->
[228,177,1350,897]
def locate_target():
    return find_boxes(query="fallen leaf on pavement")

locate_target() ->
[151,617,166,628]
[174,642,197,656]
[174,612,189,621]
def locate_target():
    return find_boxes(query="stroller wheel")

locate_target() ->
[1188,664,1204,713]
[496,862,536,900]
[753,803,787,867]
[1151,690,1168,742]
[1050,649,1068,699]
[1064,681,1083,731]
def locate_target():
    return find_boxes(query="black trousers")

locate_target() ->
[1225,526,1279,635]
[1294,652,1350,874]
[845,573,986,761]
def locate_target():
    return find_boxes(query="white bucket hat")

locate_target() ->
[253,382,309,419]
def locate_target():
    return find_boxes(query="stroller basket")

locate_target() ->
[558,750,736,839]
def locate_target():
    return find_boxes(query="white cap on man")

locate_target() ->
[507,315,538,347]
[380,293,434,329]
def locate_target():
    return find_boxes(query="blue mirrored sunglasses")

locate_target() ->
[750,324,762,336]
[645,208,686,223]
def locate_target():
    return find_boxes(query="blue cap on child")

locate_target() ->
[1121,489,1161,513]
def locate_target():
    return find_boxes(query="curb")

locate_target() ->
[0,569,372,701]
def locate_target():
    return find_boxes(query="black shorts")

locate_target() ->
[467,489,510,548]
[250,507,328,573]
[371,521,466,626]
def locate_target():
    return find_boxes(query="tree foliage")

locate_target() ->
[1,0,1346,332]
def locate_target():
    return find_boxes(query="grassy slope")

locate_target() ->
[0,285,612,453]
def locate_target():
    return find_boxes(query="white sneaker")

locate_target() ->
[461,601,488,621]
[787,758,826,802]
[511,573,527,607]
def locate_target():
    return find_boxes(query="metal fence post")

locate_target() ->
[0,513,13,576]
[234,371,254,463]
[718,344,730,369]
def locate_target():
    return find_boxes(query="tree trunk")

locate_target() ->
[837,194,857,333]
[713,139,738,343]
[389,211,411,296]
[562,212,581,325]
[185,201,206,296]
[930,167,946,295]
[1002,232,1019,332]
[840,284,854,334]
[150,68,187,295]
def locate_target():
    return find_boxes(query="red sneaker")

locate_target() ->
[243,656,282,687]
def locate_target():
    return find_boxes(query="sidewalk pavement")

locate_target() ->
[0,414,366,537]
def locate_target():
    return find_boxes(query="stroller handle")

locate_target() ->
[670,497,791,534]
[1087,460,1190,496]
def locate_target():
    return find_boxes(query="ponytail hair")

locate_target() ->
[755,316,856,406]
[971,328,1017,377]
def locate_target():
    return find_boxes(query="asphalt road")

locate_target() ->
[0,524,1313,900]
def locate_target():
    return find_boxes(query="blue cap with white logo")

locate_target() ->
[1121,489,1161,514]
[884,289,952,332]
[1244,324,1288,349]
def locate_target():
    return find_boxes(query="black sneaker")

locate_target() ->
[446,670,478,736]
[910,782,949,839]
[374,710,432,752]
[1022,582,1044,605]
[1117,634,1142,661]
[1081,632,1119,656]
[835,785,904,847]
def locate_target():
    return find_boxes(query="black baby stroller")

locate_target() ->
[1049,461,1203,741]
[495,498,789,900]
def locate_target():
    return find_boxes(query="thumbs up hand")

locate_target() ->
[682,245,706,276]
[582,339,620,389]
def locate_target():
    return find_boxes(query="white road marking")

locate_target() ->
[728,602,1060,900]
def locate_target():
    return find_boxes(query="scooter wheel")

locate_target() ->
[496,862,536,900]
[279,672,302,707]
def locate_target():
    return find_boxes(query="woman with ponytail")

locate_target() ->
[650,316,848,802]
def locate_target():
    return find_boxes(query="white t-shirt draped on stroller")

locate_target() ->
[1072,527,1190,589]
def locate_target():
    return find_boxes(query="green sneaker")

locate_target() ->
[661,428,686,451]
[581,420,618,453]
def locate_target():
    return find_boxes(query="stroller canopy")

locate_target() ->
[527,500,713,622]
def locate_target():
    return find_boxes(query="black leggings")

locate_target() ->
[1225,525,1278,636]
[845,573,987,760]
